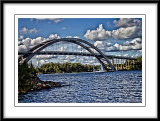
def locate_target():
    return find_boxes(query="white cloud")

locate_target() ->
[123,38,142,46]
[66,36,79,38]
[30,37,44,46]
[59,46,67,51]
[20,27,28,34]
[94,41,112,48]
[61,27,66,30]
[112,26,141,40]
[73,36,79,39]
[49,34,60,39]
[84,22,141,41]
[93,38,142,52]
[20,27,38,34]
[18,45,28,52]
[35,18,63,23]
[139,50,142,53]
[36,55,57,59]
[21,37,32,47]
[112,18,142,40]
[84,24,111,41]
[131,54,139,58]
[18,41,22,45]
[19,35,24,40]
[37,59,49,65]
[113,38,142,51]
[18,34,60,52]
[77,45,81,49]
[123,54,129,57]
[66,36,72,38]
[28,28,38,34]
[94,41,116,52]
[113,18,141,28]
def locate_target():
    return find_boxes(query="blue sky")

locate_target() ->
[18,18,119,39]
[18,18,142,66]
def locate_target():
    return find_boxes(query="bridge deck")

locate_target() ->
[18,51,137,60]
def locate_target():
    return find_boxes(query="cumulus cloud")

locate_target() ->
[94,41,115,51]
[84,24,111,41]
[19,35,24,40]
[84,19,142,41]
[35,18,63,23]
[18,34,60,52]
[113,18,141,28]
[94,41,112,48]
[20,27,28,34]
[18,37,43,52]
[49,34,60,39]
[28,28,38,34]
[18,44,28,52]
[93,38,142,52]
[113,38,142,51]
[112,18,142,40]
[123,38,142,46]
[18,41,22,45]
[19,27,38,34]
[112,26,141,40]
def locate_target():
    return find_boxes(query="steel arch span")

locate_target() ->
[19,38,116,72]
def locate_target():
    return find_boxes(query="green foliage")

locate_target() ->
[36,62,100,74]
[18,62,37,90]
[114,56,142,70]
[135,56,142,70]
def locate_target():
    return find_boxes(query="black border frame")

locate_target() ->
[0,0,159,120]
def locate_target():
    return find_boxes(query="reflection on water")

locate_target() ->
[19,70,142,103]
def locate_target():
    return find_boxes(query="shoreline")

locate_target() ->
[18,77,62,95]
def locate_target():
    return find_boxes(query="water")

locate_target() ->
[18,70,142,103]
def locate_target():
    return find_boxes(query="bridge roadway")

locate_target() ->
[18,51,137,60]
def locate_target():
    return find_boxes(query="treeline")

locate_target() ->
[126,56,142,70]
[35,62,101,74]
[134,56,142,70]
[114,56,142,70]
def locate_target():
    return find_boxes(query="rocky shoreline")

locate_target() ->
[18,77,62,95]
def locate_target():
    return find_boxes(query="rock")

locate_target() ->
[46,84,51,89]
[37,86,42,90]
[42,84,46,88]
[37,83,42,86]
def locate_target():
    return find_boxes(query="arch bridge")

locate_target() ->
[18,38,137,72]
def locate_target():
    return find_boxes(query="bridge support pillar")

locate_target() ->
[116,58,118,70]
[118,59,119,70]
[112,58,114,66]
[121,59,122,70]
[122,59,124,70]
[128,60,130,70]
[124,59,127,69]
[123,59,125,70]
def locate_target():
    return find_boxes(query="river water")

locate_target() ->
[18,70,142,103]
